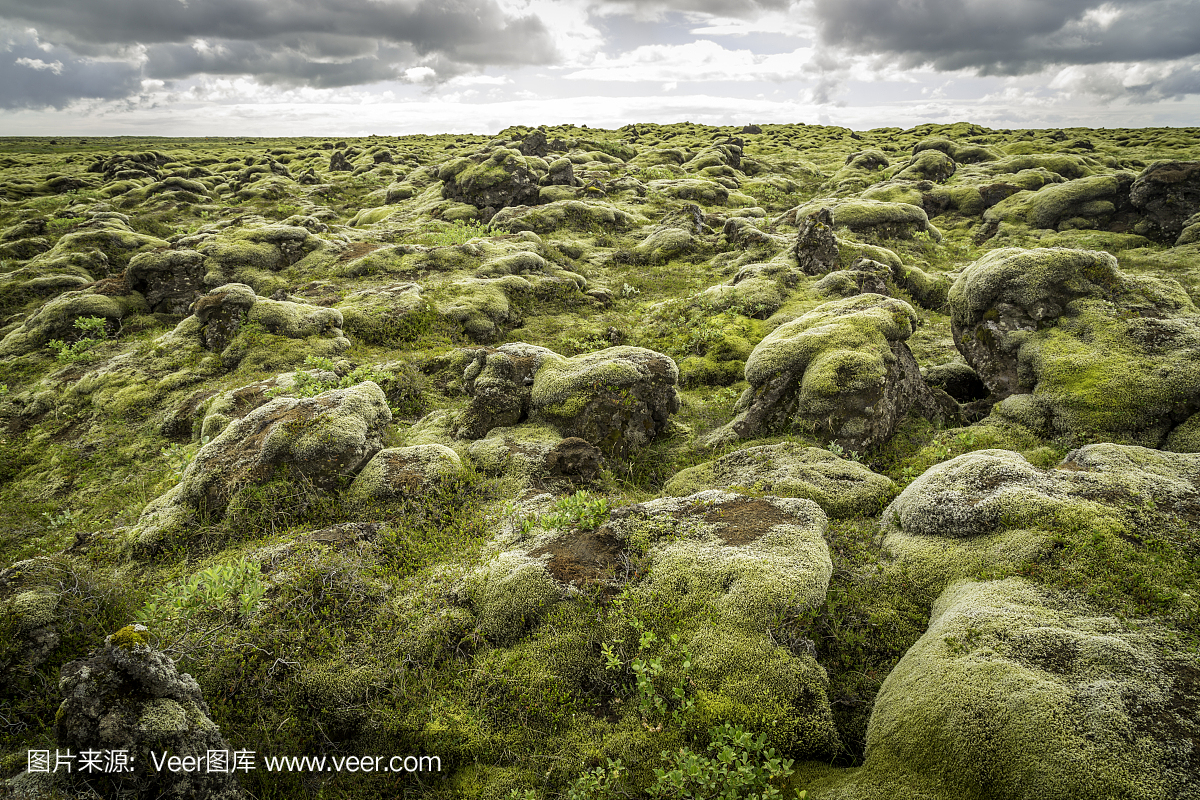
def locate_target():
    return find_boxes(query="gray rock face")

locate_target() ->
[794,207,840,275]
[54,625,245,800]
[1130,160,1200,243]
[193,283,256,351]
[125,249,206,315]
[455,343,560,439]
[518,130,548,157]
[329,150,352,171]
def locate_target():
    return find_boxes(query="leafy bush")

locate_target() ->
[136,559,266,627]
[47,315,110,363]
[563,724,806,800]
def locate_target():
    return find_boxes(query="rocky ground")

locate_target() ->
[0,122,1197,799]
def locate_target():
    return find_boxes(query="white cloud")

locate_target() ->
[565,39,815,82]
[404,66,436,83]
[14,56,63,73]
[446,74,513,86]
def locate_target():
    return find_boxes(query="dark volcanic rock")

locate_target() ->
[1130,160,1200,244]
[53,625,245,800]
[794,207,840,275]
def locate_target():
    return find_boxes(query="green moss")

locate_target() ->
[811,579,1187,799]
[665,443,896,519]
[108,623,150,649]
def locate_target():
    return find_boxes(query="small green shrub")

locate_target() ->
[47,315,110,364]
[424,219,490,246]
[136,558,266,627]
[650,724,805,800]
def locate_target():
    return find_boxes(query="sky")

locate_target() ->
[0,0,1198,136]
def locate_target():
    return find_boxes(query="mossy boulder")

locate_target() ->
[197,224,321,285]
[35,216,168,272]
[0,560,62,682]
[698,257,793,319]
[125,249,207,315]
[348,444,463,501]
[812,578,1199,799]
[814,257,891,299]
[52,624,244,799]
[983,172,1135,232]
[881,444,1200,588]
[0,289,148,356]
[949,247,1200,444]
[198,369,338,440]
[793,198,941,242]
[707,294,958,450]
[665,442,896,518]
[454,343,561,439]
[337,282,434,345]
[530,345,680,458]
[893,149,956,183]
[164,283,347,359]
[794,207,841,275]
[1129,160,1200,243]
[454,489,839,753]
[469,428,603,485]
[647,178,731,205]
[130,383,390,547]
[489,200,644,234]
[441,147,545,214]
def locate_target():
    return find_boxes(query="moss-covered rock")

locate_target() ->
[441,147,546,214]
[811,578,1199,799]
[337,282,434,345]
[707,294,958,450]
[893,149,956,183]
[792,198,941,242]
[53,624,245,799]
[125,248,207,315]
[454,343,560,439]
[647,178,731,205]
[665,442,896,518]
[1129,160,1200,243]
[949,247,1200,444]
[814,257,891,299]
[530,345,680,458]
[489,199,644,234]
[881,444,1200,588]
[0,288,148,356]
[130,383,390,547]
[983,172,1135,231]
[468,427,603,484]
[348,444,463,500]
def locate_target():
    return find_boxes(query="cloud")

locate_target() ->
[0,28,141,108]
[592,0,794,20]
[566,39,815,82]
[0,0,560,96]
[1049,57,1200,102]
[811,0,1200,75]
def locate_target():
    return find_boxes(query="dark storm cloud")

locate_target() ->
[0,29,141,108]
[141,39,414,88]
[0,0,559,99]
[0,0,558,65]
[811,0,1200,74]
